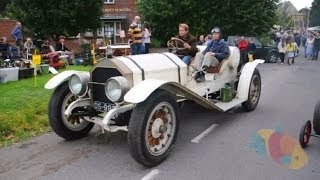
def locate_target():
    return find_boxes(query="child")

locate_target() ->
[247,37,256,62]
[286,39,296,65]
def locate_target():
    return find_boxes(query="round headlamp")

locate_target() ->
[105,76,130,103]
[69,72,89,96]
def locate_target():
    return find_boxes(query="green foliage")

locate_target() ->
[138,0,279,45]
[7,0,103,39]
[0,0,10,17]
[310,0,320,27]
[0,65,92,147]
[81,43,93,65]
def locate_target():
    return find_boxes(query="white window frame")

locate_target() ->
[104,0,115,4]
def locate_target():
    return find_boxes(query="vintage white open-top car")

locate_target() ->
[45,41,264,167]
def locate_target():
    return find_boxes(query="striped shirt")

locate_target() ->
[128,22,142,44]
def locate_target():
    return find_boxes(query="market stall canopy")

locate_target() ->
[307,26,320,31]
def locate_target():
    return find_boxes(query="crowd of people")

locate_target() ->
[0,21,75,68]
[271,29,320,64]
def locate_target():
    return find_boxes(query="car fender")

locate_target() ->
[237,59,264,99]
[124,79,170,103]
[44,70,89,89]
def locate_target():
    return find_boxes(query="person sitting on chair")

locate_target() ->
[193,27,230,81]
[168,23,198,65]
[55,35,73,64]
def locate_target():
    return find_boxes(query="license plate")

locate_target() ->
[93,101,115,112]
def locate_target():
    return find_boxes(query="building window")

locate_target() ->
[104,0,114,4]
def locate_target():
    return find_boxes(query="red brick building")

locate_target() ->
[0,19,18,45]
[98,0,140,44]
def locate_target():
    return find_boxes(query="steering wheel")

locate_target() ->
[167,37,187,53]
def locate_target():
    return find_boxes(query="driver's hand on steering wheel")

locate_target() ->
[183,43,191,49]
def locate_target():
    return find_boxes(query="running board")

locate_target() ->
[161,83,246,112]
[214,98,246,112]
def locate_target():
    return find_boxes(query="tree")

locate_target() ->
[309,0,320,27]
[6,0,103,39]
[138,0,279,45]
[0,0,10,17]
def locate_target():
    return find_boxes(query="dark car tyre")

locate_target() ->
[267,52,278,63]
[242,68,261,111]
[128,89,180,167]
[48,82,94,140]
[299,120,312,148]
[313,100,320,134]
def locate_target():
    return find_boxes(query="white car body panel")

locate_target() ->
[44,70,89,89]
[116,53,188,86]
[237,59,264,99]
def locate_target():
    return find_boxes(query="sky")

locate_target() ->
[289,0,313,10]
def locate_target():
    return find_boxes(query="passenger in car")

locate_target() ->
[169,23,198,65]
[193,27,230,81]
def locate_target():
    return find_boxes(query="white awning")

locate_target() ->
[100,15,126,20]
[307,26,320,31]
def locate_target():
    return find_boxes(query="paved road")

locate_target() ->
[1,55,320,180]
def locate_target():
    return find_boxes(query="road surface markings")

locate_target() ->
[191,124,219,143]
[141,169,160,180]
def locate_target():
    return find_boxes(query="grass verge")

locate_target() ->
[0,65,92,147]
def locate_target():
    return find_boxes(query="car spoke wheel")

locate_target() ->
[128,89,179,167]
[299,120,312,148]
[48,82,94,140]
[146,102,176,156]
[61,93,90,131]
[242,68,261,111]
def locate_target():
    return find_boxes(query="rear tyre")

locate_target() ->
[48,82,94,140]
[313,100,320,134]
[128,89,180,167]
[242,68,261,111]
[299,120,312,148]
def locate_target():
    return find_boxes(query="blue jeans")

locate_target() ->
[313,46,319,60]
[131,43,144,55]
[181,55,192,65]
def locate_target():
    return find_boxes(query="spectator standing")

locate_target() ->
[0,36,10,60]
[278,39,287,64]
[313,31,320,60]
[305,35,314,60]
[275,31,281,46]
[142,21,151,54]
[238,36,249,64]
[294,31,301,47]
[11,22,23,51]
[203,34,212,46]
[128,16,143,55]
[197,35,205,45]
[301,32,307,58]
[247,37,256,62]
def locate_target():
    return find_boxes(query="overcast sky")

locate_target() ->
[289,0,313,10]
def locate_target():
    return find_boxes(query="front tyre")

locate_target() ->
[48,82,94,140]
[242,68,261,111]
[128,89,180,167]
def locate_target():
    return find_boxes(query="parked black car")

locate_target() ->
[227,36,279,63]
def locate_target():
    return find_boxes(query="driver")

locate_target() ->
[193,27,230,81]
[168,23,198,65]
